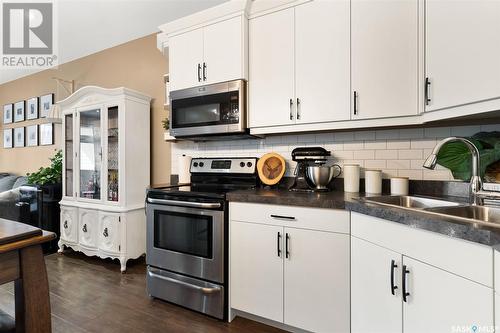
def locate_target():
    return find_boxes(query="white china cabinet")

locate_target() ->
[58,86,151,272]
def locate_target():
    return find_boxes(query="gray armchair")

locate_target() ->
[0,174,29,221]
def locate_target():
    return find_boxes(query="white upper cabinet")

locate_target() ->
[249,0,351,128]
[351,0,418,120]
[295,0,351,124]
[249,8,295,128]
[203,16,245,86]
[425,0,500,112]
[168,29,204,92]
[168,15,247,92]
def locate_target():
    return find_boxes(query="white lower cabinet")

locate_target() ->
[59,205,146,272]
[351,212,494,333]
[403,257,493,333]
[60,206,78,244]
[351,237,402,333]
[230,221,284,322]
[283,227,350,333]
[79,209,98,249]
[98,212,121,254]
[230,202,350,333]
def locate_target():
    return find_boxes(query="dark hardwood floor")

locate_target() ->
[0,251,285,333]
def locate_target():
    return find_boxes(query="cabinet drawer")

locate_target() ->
[98,212,121,254]
[60,206,78,243]
[351,212,493,287]
[230,202,349,234]
[79,209,98,249]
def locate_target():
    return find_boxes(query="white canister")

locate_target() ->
[390,177,409,195]
[178,154,192,184]
[365,169,382,194]
[343,164,360,193]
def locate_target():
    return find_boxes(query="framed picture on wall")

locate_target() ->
[3,104,13,124]
[40,123,53,145]
[26,125,38,147]
[14,127,24,147]
[14,101,25,122]
[40,93,54,118]
[27,97,39,120]
[3,129,12,148]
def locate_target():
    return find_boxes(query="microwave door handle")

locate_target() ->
[147,197,221,209]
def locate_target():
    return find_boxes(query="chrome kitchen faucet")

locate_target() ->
[423,136,490,205]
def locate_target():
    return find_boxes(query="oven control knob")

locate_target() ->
[193,162,198,167]
[247,162,253,168]
[240,162,245,167]
[199,162,204,167]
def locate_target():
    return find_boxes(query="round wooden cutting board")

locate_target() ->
[257,153,286,186]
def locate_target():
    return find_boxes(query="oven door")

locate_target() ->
[146,203,224,283]
[169,80,245,137]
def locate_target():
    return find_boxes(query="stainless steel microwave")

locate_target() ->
[169,79,247,138]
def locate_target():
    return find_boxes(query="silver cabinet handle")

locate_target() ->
[147,197,221,209]
[289,98,294,120]
[296,98,301,120]
[148,270,221,294]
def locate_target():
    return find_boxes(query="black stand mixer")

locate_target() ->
[289,147,335,192]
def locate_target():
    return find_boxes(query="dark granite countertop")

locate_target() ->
[226,187,500,248]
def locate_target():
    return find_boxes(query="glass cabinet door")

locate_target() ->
[79,109,102,200]
[107,106,119,202]
[64,114,74,197]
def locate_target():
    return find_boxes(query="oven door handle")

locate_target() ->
[147,198,221,209]
[148,270,222,294]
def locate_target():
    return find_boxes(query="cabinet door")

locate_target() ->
[351,0,418,119]
[295,0,350,124]
[78,108,103,201]
[79,209,98,248]
[60,206,78,243]
[203,16,244,85]
[98,213,121,253]
[351,237,402,333]
[425,0,500,111]
[169,28,204,91]
[230,221,283,322]
[403,257,493,333]
[63,113,74,198]
[284,228,350,333]
[249,8,295,128]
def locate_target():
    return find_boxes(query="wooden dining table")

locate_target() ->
[0,219,55,333]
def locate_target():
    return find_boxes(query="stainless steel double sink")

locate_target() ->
[359,195,500,230]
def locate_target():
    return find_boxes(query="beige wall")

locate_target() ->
[0,34,171,185]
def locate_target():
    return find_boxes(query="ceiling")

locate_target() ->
[0,0,227,84]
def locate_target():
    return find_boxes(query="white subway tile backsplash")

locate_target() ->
[451,125,482,137]
[400,128,424,139]
[375,149,398,160]
[398,149,423,159]
[386,139,411,149]
[170,124,499,181]
[354,131,376,141]
[376,129,400,140]
[364,140,387,150]
[353,150,375,160]
[365,160,387,169]
[387,160,410,170]
[343,141,364,150]
[424,127,451,138]
[334,132,355,141]
[410,139,437,149]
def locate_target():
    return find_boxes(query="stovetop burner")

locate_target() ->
[147,157,259,200]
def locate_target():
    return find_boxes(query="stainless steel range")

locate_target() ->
[146,157,258,319]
